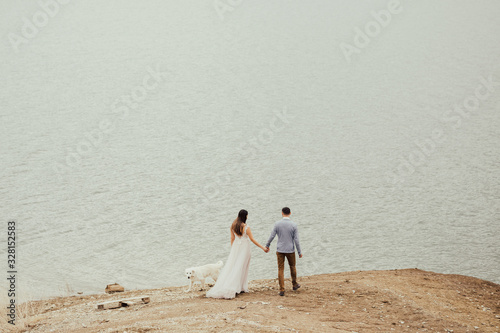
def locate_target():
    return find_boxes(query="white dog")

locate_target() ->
[185,261,223,292]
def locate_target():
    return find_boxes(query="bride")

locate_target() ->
[206,209,267,299]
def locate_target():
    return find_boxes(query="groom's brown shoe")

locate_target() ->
[279,291,285,296]
[293,284,301,291]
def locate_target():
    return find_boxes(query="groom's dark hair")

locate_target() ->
[282,207,291,215]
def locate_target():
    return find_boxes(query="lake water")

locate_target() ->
[1,0,499,301]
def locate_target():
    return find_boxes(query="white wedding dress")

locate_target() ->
[206,225,251,299]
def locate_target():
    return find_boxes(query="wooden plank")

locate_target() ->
[96,300,122,310]
[122,296,150,304]
[96,296,150,310]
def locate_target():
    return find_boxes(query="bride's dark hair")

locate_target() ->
[232,209,248,236]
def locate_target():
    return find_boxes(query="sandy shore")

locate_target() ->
[2,269,499,332]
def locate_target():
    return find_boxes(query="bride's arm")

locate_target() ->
[246,227,266,251]
[230,226,235,246]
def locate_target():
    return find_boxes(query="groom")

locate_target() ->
[265,207,302,296]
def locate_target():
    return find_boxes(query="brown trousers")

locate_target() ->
[276,252,298,292]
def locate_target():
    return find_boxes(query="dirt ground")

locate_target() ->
[2,269,499,332]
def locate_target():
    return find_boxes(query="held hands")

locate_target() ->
[261,246,300,256]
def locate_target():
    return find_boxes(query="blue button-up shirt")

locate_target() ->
[266,217,302,255]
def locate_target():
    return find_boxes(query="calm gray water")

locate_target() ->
[1,0,499,301]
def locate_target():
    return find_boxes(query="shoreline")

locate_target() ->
[2,269,499,332]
